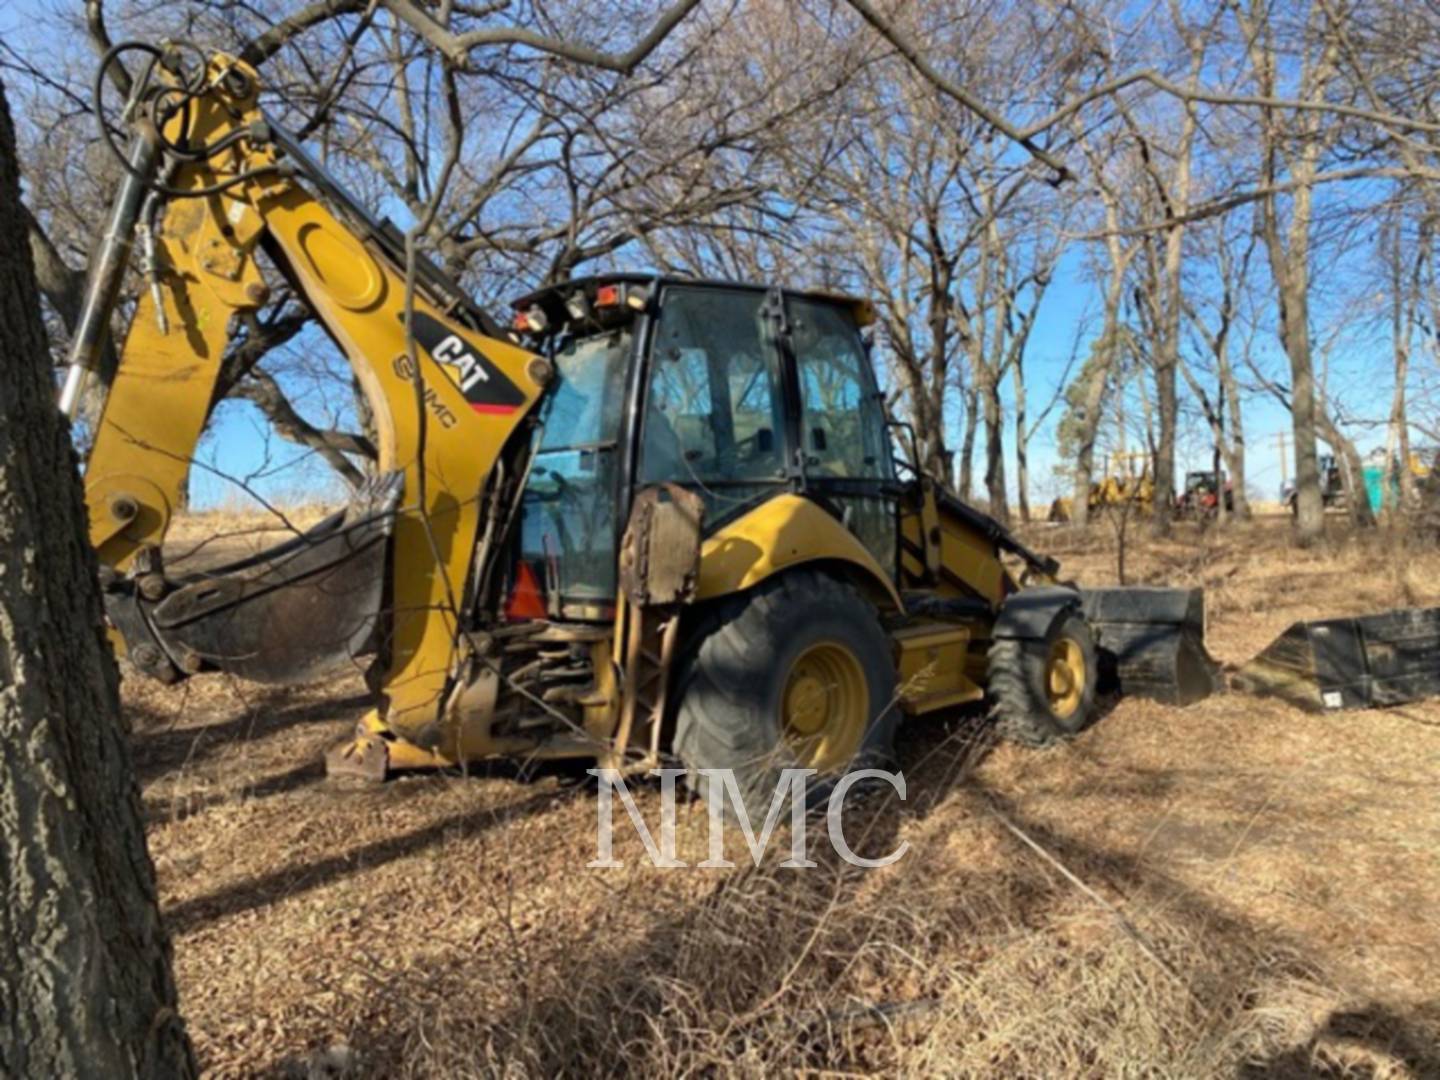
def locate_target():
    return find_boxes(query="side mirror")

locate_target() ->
[810,427,828,452]
[756,428,774,454]
[886,418,920,478]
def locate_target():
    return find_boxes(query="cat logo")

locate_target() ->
[404,311,526,414]
[431,333,488,394]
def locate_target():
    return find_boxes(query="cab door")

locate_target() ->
[637,285,789,523]
[784,295,899,573]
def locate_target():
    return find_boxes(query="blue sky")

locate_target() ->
[3,0,1400,513]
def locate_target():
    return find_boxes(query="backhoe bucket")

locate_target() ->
[1080,587,1220,706]
[1232,607,1440,711]
[106,472,403,685]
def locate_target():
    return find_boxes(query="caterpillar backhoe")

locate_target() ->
[61,43,1216,816]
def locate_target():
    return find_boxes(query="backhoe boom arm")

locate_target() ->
[69,46,551,755]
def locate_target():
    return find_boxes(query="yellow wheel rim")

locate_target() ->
[781,641,868,772]
[1045,636,1086,719]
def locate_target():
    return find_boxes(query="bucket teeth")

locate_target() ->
[1080,587,1220,706]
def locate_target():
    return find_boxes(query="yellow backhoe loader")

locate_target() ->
[1048,452,1154,522]
[61,43,1215,817]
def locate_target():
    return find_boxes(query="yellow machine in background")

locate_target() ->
[1049,452,1155,522]
[64,42,1209,818]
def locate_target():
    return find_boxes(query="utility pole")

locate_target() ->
[1275,431,1290,486]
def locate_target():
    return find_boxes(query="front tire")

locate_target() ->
[672,570,898,822]
[988,609,1098,747]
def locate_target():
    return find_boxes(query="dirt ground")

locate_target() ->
[129,515,1440,1077]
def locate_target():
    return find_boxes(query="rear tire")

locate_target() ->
[672,570,898,822]
[988,610,1098,747]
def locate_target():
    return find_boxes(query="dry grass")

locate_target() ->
[127,516,1440,1077]
[163,507,336,573]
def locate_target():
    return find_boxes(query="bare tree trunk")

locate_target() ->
[1225,376,1252,519]
[1012,331,1030,523]
[1389,319,1415,510]
[1069,370,1103,527]
[981,374,1008,519]
[0,80,195,1079]
[958,386,978,500]
[1111,15,1206,537]
[1276,274,1325,540]
[1316,408,1377,529]
[1179,251,1253,522]
[1386,217,1425,510]
[1070,210,1133,528]
[1134,362,1158,473]
[891,349,949,484]
[1236,0,1339,545]
[922,339,951,483]
[1152,358,1178,532]
[1216,305,1252,519]
[1178,355,1243,524]
[1213,403,1227,527]
[1341,20,1437,511]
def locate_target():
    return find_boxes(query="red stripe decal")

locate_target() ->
[470,403,518,415]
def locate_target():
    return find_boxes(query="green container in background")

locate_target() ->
[1362,464,1390,512]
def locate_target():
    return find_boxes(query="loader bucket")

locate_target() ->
[1080,587,1220,706]
[1232,607,1440,711]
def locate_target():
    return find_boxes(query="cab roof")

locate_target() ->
[509,273,877,329]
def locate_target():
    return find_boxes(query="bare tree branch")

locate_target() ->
[228,370,374,488]
[240,0,371,66]
[379,0,704,74]
[22,203,121,381]
[85,0,128,94]
[840,0,1073,180]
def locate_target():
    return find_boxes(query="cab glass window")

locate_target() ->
[788,297,892,480]
[520,329,631,608]
[640,288,786,492]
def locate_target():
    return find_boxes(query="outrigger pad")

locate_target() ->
[1080,587,1220,706]
[1233,607,1440,711]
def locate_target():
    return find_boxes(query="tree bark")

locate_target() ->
[1151,357,1178,532]
[958,386,978,500]
[1107,13,1208,537]
[0,79,195,1079]
[1068,344,1111,527]
[1011,351,1030,523]
[1388,306,1415,512]
[1273,267,1325,540]
[1386,217,1425,510]
[1223,362,1251,519]
[980,373,1008,520]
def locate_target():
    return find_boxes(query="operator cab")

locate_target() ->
[507,275,898,621]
